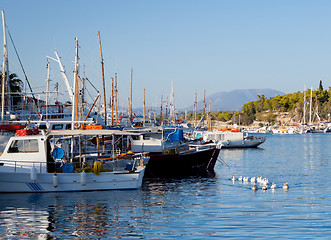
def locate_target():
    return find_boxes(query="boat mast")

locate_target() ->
[309,86,312,125]
[98,31,107,126]
[194,90,197,128]
[170,80,175,124]
[303,85,306,125]
[208,100,211,131]
[45,58,51,120]
[111,77,114,125]
[115,73,118,123]
[160,95,163,125]
[130,68,133,126]
[55,82,59,102]
[165,97,168,124]
[143,88,146,126]
[71,38,79,130]
[82,64,85,112]
[203,89,206,127]
[1,10,10,121]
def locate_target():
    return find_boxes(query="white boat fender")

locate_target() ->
[80,170,87,186]
[30,167,38,182]
[53,174,58,188]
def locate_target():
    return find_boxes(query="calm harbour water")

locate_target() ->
[0,133,331,239]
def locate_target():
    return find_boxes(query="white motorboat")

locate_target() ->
[0,129,147,193]
[196,130,266,148]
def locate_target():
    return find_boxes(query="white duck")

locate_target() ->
[262,185,268,190]
[243,177,249,182]
[238,176,243,181]
[283,182,289,190]
[261,178,269,185]
[250,177,256,183]
[270,183,276,189]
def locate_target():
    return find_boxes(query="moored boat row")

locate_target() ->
[0,126,222,193]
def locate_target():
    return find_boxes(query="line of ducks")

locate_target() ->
[231,175,289,191]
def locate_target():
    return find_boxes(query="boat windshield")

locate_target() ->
[8,139,39,153]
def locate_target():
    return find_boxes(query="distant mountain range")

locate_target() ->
[194,88,285,111]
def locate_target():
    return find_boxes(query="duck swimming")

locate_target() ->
[262,185,268,190]
[231,175,236,181]
[252,185,258,191]
[238,176,243,181]
[270,183,276,189]
[250,177,256,183]
[283,182,289,189]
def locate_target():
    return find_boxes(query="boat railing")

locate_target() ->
[0,159,51,173]
[188,143,217,151]
[0,153,148,173]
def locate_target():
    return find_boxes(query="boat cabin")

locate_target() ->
[0,133,53,173]
[0,129,144,174]
[129,127,184,153]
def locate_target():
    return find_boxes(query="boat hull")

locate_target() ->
[144,147,220,178]
[0,167,145,193]
[221,139,265,148]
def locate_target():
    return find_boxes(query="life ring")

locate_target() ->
[74,123,81,129]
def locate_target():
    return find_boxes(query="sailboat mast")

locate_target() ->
[203,89,206,126]
[160,95,163,125]
[45,58,51,120]
[55,82,59,102]
[309,87,312,125]
[74,40,80,125]
[98,31,107,126]
[71,38,79,130]
[143,88,145,126]
[208,100,211,131]
[115,73,118,123]
[111,77,114,125]
[194,90,197,128]
[170,80,175,123]
[130,68,133,124]
[82,64,85,111]
[165,97,168,124]
[1,10,9,121]
[303,85,306,125]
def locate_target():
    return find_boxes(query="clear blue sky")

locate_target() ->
[1,0,331,109]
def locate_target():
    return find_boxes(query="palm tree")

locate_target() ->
[0,72,23,108]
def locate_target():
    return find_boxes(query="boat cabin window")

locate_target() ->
[131,135,140,140]
[8,139,39,153]
[52,124,63,130]
[143,134,151,140]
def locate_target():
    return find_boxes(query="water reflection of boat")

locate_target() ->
[0,190,144,239]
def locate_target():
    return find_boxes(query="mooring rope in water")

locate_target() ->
[217,155,230,169]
